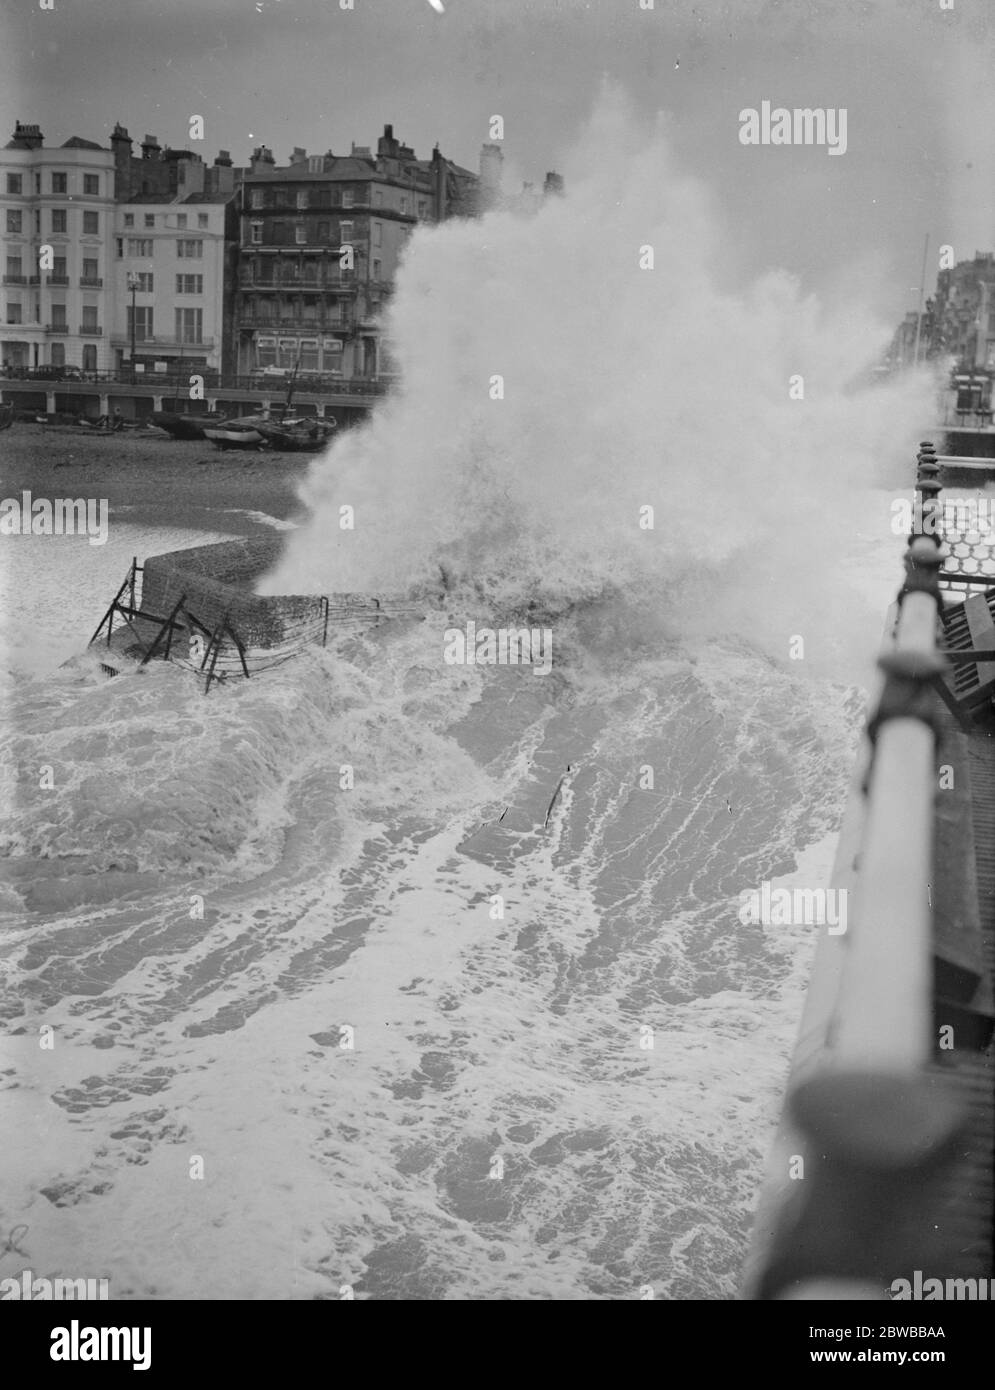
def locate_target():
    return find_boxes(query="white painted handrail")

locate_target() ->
[831,581,939,1071]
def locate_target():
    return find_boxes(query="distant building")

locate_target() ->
[235,126,479,380]
[1,121,116,372]
[110,124,237,202]
[884,251,995,417]
[477,142,564,216]
[929,251,995,370]
[110,193,238,378]
[2,116,561,386]
[885,310,922,371]
[108,126,239,378]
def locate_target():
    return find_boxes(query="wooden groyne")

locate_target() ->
[86,534,423,692]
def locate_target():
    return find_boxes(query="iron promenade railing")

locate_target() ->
[741,441,994,1299]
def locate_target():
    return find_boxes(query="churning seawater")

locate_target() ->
[1,98,935,1298]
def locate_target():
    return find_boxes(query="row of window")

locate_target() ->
[248,187,427,215]
[122,211,210,230]
[3,265,203,294]
[5,255,101,279]
[122,273,204,293]
[127,273,204,293]
[6,219,394,270]
[117,238,204,258]
[241,269,355,289]
[241,258,381,291]
[252,335,343,373]
[249,218,357,246]
[6,210,212,237]
[7,208,101,235]
[1,344,101,370]
[6,301,204,331]
[252,219,386,246]
[5,304,100,327]
[125,308,205,342]
[243,303,348,322]
[6,172,102,196]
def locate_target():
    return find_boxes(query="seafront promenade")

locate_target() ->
[0,369,392,427]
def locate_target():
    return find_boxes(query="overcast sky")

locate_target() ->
[2,0,993,319]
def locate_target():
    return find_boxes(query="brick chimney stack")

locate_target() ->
[249,145,275,173]
[10,121,44,149]
[110,122,133,198]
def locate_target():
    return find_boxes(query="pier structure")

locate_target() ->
[742,442,995,1300]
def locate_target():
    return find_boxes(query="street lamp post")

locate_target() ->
[127,271,138,379]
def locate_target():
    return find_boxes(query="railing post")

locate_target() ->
[914,439,942,545]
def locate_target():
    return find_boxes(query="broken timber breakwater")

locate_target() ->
[87,534,422,690]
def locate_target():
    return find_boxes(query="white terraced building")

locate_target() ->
[0,122,116,373]
[111,192,236,378]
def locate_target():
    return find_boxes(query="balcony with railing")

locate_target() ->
[45,323,70,334]
[239,244,360,264]
[109,333,216,349]
[46,274,70,286]
[79,324,103,336]
[236,313,352,332]
[80,276,103,287]
[239,275,358,293]
[3,274,27,285]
